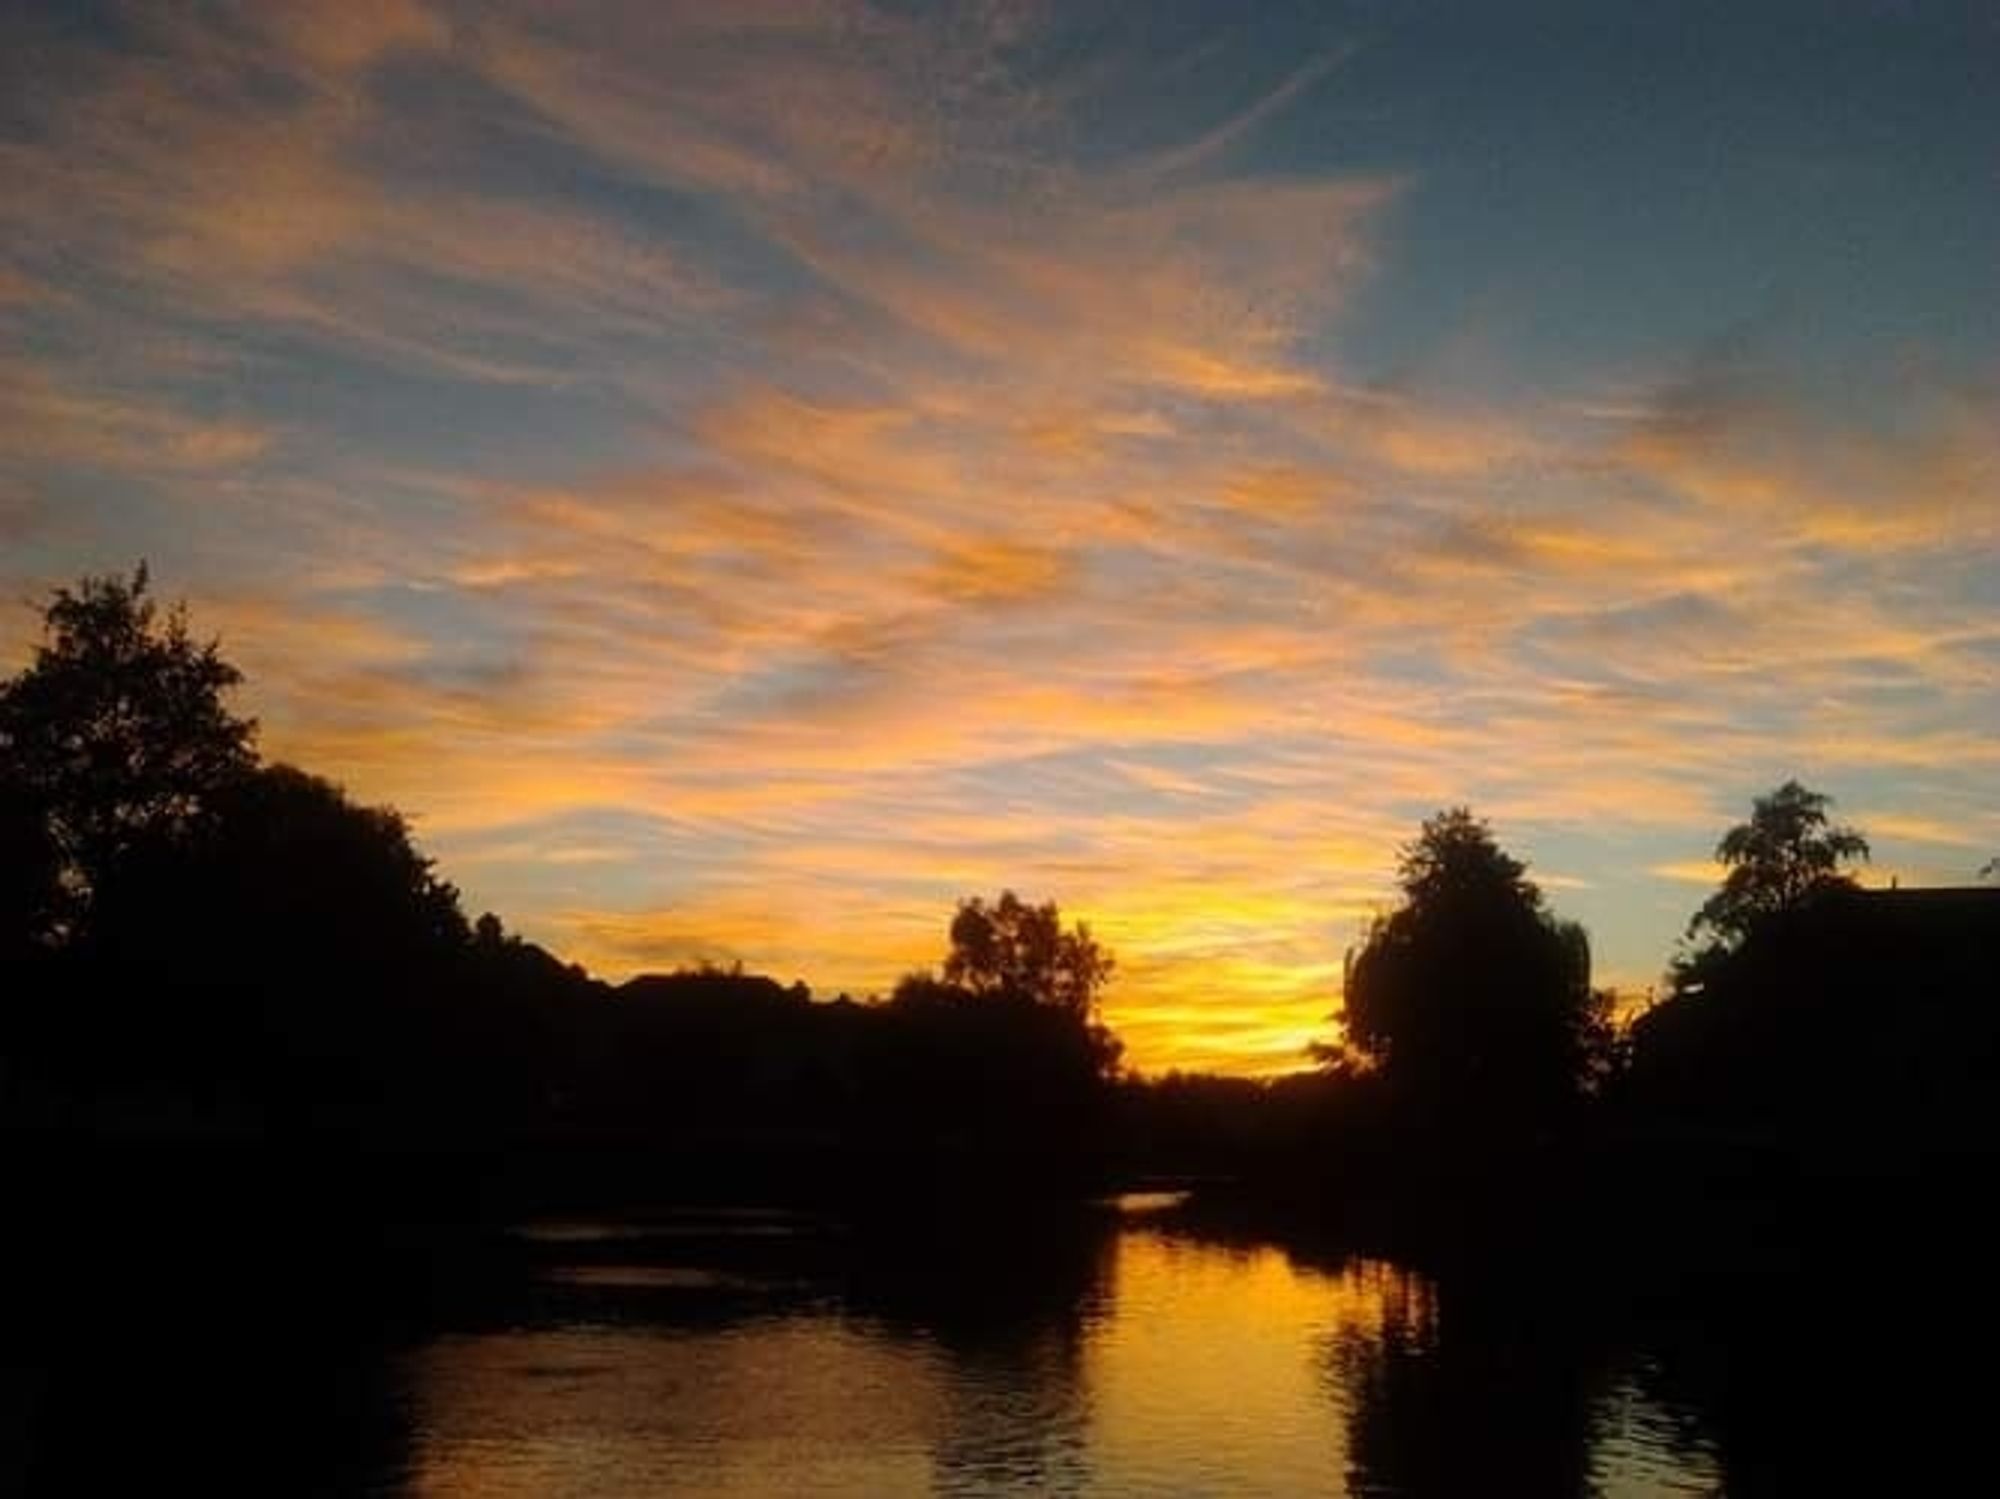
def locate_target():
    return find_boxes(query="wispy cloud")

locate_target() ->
[3,2,1993,1072]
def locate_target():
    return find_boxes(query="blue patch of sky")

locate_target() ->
[1,472,187,593]
[1523,822,1705,987]
[367,50,828,309]
[326,577,536,677]
[1143,1,2000,396]
[237,332,654,484]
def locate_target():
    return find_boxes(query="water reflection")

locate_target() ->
[391,1208,1111,1497]
[1084,1234,1350,1492]
[821,1214,1106,1496]
[1322,1263,1721,1497]
[15,1200,1928,1495]
[384,1206,1725,1496]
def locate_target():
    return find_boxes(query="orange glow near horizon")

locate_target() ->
[4,3,1995,1075]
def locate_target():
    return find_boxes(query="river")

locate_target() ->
[11,1188,1986,1494]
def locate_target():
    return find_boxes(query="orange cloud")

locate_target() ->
[6,3,1994,1076]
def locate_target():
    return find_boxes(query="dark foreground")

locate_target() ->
[5,1145,1996,1496]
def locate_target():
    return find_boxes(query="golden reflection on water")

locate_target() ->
[1086,1235,1430,1492]
[400,1320,948,1497]
[394,1218,1715,1497]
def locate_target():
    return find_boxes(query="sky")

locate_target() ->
[3,1,1996,1075]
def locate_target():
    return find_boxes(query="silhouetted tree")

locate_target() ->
[1331,1269,1598,1497]
[1658,780,1872,1023]
[1638,887,1974,1139]
[1339,809,1607,1134]
[877,894,1123,1158]
[943,890,1115,1023]
[1110,1069,1350,1175]
[87,762,470,964]
[1,778,59,960]
[64,762,488,1133]
[0,564,256,940]
[583,964,826,1136]
[1626,849,1998,1153]
[1684,780,1869,956]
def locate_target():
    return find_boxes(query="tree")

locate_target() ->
[89,762,469,964]
[1339,809,1607,1130]
[1684,780,1869,954]
[1,777,60,960]
[0,564,256,939]
[892,890,1123,1099]
[74,763,478,1121]
[1627,782,1878,1129]
[942,890,1116,1023]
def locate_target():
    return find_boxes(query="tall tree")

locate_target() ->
[895,890,1124,1093]
[1340,809,1607,1130]
[1684,780,1869,954]
[75,762,485,1131]
[88,763,469,968]
[0,564,256,938]
[943,890,1115,1022]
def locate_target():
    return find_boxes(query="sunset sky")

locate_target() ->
[4,2,1996,1073]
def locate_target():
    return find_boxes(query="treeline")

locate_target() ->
[6,908,1123,1168]
[1130,792,1999,1192]
[4,569,1997,1211]
[0,571,1123,1207]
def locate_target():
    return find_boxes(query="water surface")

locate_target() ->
[20,1192,1981,1495]
[385,1200,1720,1496]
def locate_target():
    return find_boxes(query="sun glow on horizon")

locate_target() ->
[3,2,1995,1075]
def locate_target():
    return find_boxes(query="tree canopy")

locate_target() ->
[0,564,256,941]
[895,891,1124,1100]
[1627,781,1891,1134]
[86,763,470,970]
[1340,808,1608,1130]
[9,561,1996,1198]
[1685,780,1869,954]
[941,890,1115,1019]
